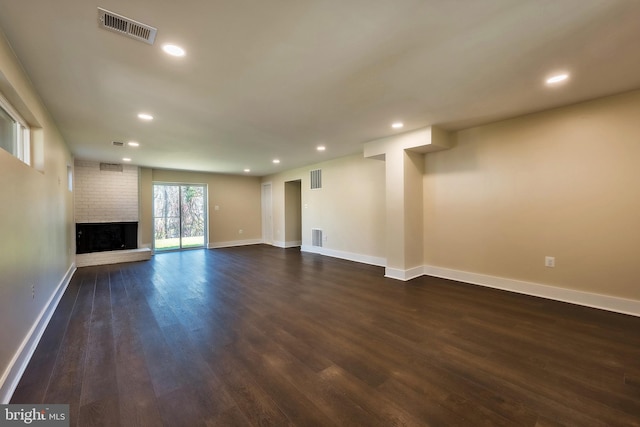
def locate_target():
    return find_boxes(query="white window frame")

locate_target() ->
[0,91,31,166]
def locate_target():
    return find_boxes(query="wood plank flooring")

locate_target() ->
[11,245,640,426]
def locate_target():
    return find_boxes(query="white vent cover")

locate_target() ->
[310,169,322,189]
[312,229,323,247]
[98,8,157,45]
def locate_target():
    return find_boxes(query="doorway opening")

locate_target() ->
[153,183,207,251]
[284,180,302,247]
[262,182,273,244]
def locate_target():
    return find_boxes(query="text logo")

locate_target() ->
[0,405,69,427]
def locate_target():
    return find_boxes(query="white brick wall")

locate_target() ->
[74,159,139,223]
[76,248,152,267]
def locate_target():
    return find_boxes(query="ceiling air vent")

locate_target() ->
[98,7,157,45]
[112,141,124,147]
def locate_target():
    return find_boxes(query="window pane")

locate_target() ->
[181,185,205,248]
[20,125,30,165]
[154,217,180,250]
[153,184,180,217]
[0,106,17,156]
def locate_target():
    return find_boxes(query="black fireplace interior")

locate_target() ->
[76,222,138,254]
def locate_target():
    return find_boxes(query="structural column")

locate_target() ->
[364,126,451,280]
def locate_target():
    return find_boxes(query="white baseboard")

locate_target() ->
[385,265,424,281]
[272,240,302,248]
[208,238,263,249]
[423,265,640,317]
[300,245,386,267]
[0,263,76,403]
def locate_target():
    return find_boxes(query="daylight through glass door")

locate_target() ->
[153,184,207,251]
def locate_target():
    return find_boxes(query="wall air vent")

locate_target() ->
[98,7,157,45]
[100,163,123,172]
[310,169,322,189]
[112,141,124,147]
[312,229,323,247]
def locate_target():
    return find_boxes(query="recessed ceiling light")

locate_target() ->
[546,73,569,85]
[317,145,326,151]
[392,122,404,129]
[244,168,251,173]
[127,141,139,147]
[162,44,186,57]
[273,159,280,164]
[137,113,153,121]
[122,157,131,162]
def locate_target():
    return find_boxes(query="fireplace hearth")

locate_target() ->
[76,222,138,254]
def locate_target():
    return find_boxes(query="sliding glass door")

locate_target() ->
[153,184,207,251]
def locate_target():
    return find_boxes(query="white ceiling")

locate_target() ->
[1,0,639,176]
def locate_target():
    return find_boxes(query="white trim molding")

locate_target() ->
[208,238,263,249]
[423,265,640,317]
[1,263,76,403]
[385,266,424,281]
[273,240,302,249]
[301,245,386,267]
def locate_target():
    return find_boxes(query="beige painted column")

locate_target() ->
[384,148,406,274]
[364,126,451,280]
[138,167,153,249]
[384,149,425,278]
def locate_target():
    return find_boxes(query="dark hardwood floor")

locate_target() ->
[11,245,640,426]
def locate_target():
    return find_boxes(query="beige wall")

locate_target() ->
[424,90,640,300]
[139,168,262,247]
[263,153,386,260]
[0,29,73,399]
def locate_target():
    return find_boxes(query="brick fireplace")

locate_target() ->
[74,160,151,266]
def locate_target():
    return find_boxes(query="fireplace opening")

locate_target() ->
[76,222,138,254]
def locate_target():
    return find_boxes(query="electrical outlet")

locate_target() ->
[239,229,243,234]
[545,256,555,268]
[31,284,35,299]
